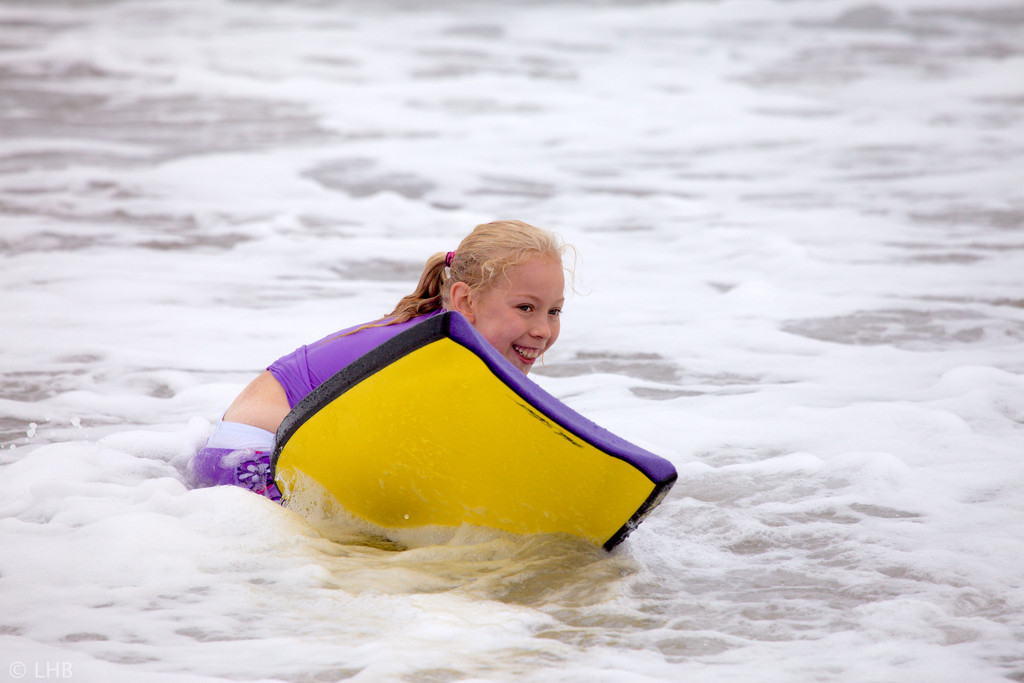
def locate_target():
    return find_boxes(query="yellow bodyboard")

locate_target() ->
[272,312,675,549]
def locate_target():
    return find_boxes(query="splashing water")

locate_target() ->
[2,0,1023,681]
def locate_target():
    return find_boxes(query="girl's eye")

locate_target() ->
[549,308,561,317]
[518,304,533,312]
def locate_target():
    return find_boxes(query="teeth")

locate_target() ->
[514,345,542,360]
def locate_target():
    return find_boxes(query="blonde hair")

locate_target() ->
[332,221,571,341]
[387,219,570,325]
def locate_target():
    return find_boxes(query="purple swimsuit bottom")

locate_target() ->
[189,310,443,500]
[188,420,281,500]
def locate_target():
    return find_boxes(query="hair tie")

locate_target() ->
[445,251,456,267]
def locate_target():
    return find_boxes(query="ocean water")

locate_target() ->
[2,0,1023,681]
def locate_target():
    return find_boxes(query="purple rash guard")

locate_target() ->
[268,309,444,408]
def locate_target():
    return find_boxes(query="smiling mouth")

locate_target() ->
[513,344,542,362]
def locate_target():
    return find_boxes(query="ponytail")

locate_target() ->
[385,252,448,324]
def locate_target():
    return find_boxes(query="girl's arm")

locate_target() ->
[222,370,291,434]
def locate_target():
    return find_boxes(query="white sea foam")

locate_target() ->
[2,0,1023,681]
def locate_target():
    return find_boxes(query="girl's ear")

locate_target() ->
[449,281,475,323]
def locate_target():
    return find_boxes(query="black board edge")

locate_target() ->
[602,471,678,551]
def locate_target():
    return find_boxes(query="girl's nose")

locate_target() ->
[530,317,551,341]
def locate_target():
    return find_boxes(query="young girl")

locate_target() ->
[189,220,572,500]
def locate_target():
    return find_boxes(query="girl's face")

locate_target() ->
[451,256,565,375]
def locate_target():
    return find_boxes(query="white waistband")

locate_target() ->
[206,420,276,451]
